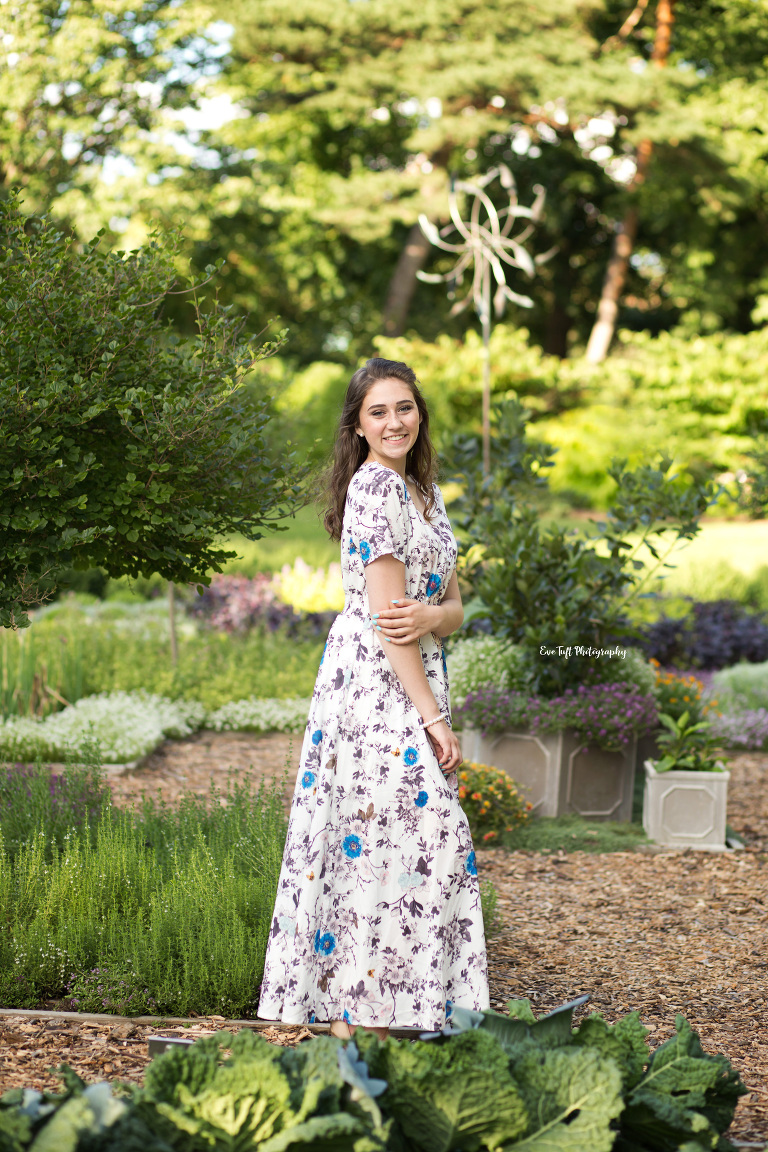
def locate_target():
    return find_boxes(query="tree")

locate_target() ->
[0,196,310,628]
[0,0,216,231]
[197,0,641,358]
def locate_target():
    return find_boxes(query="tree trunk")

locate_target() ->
[585,0,676,363]
[168,580,178,667]
[381,222,432,337]
[544,297,571,359]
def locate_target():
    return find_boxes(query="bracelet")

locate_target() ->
[421,712,447,731]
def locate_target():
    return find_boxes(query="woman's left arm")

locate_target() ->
[372,569,463,644]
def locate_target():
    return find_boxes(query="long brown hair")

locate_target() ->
[319,357,438,541]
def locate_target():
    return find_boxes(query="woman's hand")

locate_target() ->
[372,597,441,644]
[426,720,462,776]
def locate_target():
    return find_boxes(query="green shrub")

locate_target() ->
[0,741,106,860]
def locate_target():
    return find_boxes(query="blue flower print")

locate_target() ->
[349,537,357,554]
[314,931,336,956]
[403,747,419,766]
[343,834,362,858]
[319,642,327,668]
[415,791,428,808]
[301,771,315,789]
[309,1012,316,1023]
[427,572,442,596]
[343,1008,352,1023]
[441,646,448,678]
[359,540,371,562]
[312,729,323,745]
[445,999,454,1019]
[465,850,477,876]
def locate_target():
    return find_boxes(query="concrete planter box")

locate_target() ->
[642,759,730,850]
[460,726,637,821]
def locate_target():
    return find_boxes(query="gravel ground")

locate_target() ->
[1,734,765,1144]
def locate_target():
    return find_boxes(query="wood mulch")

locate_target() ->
[1,733,766,1146]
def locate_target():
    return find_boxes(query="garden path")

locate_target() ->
[2,738,765,1143]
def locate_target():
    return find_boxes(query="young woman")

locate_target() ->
[257,357,489,1040]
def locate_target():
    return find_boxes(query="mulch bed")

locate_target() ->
[1,734,766,1145]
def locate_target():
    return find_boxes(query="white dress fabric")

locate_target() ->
[257,459,489,1029]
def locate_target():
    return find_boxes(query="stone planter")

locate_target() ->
[642,760,730,850]
[459,726,637,821]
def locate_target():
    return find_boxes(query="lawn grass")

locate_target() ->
[501,814,649,855]
[219,502,339,576]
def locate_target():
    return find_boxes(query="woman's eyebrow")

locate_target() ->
[366,401,413,411]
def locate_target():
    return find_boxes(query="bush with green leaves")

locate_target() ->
[0,997,746,1152]
[0,194,311,628]
[446,396,722,695]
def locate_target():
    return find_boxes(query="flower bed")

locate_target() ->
[0,692,312,763]
[456,683,658,751]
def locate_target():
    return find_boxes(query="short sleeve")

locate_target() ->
[350,465,408,566]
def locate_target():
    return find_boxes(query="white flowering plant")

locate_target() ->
[0,692,311,763]
[0,692,206,764]
[207,697,311,734]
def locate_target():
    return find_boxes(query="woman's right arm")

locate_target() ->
[364,553,462,773]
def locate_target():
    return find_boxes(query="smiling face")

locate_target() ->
[355,378,422,475]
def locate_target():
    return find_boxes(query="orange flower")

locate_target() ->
[483,831,498,841]
[368,969,375,977]
[471,791,483,801]
[458,787,467,800]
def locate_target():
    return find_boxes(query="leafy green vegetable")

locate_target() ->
[573,1012,650,1091]
[0,1007,748,1152]
[511,1047,624,1152]
[136,1030,388,1152]
[0,1107,32,1152]
[372,1029,528,1152]
[616,1016,747,1152]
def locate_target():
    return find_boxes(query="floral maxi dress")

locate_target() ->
[257,460,490,1029]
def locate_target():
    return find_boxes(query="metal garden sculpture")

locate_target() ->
[417,166,554,475]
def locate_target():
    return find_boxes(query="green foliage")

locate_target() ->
[0,196,309,627]
[616,1016,747,1152]
[0,742,105,860]
[0,1000,748,1152]
[377,326,768,509]
[653,712,726,774]
[478,879,501,939]
[0,0,212,223]
[0,599,324,719]
[136,1031,390,1152]
[447,396,721,694]
[446,636,533,707]
[0,767,288,1017]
